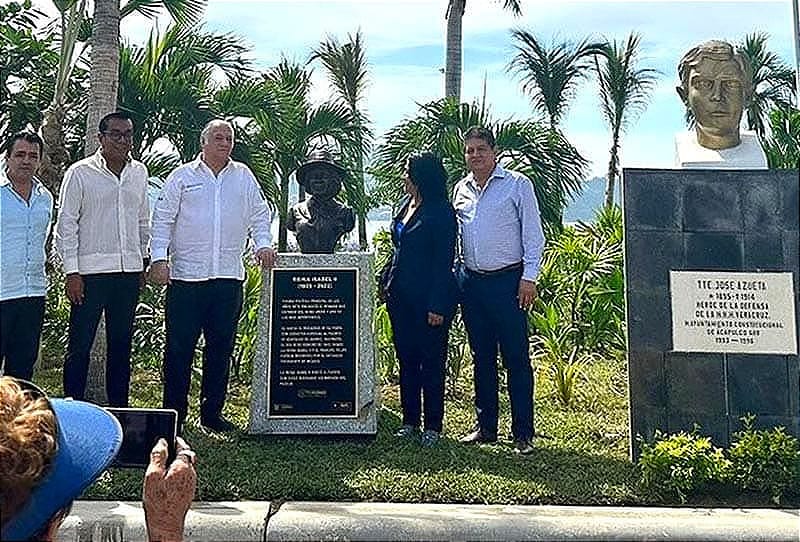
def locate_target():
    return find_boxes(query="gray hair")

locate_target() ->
[200,119,234,145]
[677,40,752,101]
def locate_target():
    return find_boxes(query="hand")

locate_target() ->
[255,247,277,269]
[149,261,171,286]
[517,279,537,310]
[65,274,84,305]
[427,312,444,326]
[143,437,197,542]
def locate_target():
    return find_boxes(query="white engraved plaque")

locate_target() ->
[670,271,797,354]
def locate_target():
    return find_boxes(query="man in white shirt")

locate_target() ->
[150,119,275,432]
[0,131,53,380]
[55,111,150,407]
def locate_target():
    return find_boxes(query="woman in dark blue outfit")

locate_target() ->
[381,152,457,447]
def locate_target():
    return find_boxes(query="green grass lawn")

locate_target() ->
[32,357,791,506]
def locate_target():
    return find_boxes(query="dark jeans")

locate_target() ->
[458,266,534,440]
[64,273,141,407]
[0,296,46,380]
[163,279,243,426]
[387,294,449,432]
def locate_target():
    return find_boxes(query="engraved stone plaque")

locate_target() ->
[268,268,357,418]
[671,271,798,354]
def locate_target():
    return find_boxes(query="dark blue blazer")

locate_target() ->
[381,195,458,318]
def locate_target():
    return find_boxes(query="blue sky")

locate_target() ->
[29,0,800,177]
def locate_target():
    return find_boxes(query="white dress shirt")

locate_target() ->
[0,173,53,301]
[55,150,150,275]
[453,164,545,282]
[150,156,272,281]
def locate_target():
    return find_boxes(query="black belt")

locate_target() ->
[467,262,523,276]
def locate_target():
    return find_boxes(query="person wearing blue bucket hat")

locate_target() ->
[0,377,196,541]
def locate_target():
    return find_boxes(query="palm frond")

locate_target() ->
[120,0,206,24]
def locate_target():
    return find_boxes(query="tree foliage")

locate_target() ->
[594,33,658,209]
[370,99,588,229]
[507,31,603,127]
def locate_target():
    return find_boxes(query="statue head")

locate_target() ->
[295,149,346,200]
[676,40,752,150]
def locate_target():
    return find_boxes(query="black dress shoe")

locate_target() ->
[201,416,236,432]
[459,428,497,444]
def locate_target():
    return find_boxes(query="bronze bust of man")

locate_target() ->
[674,40,767,169]
[288,149,356,254]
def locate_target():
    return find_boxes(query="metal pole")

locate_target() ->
[793,0,800,106]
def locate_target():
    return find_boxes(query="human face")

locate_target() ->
[5,139,41,183]
[98,118,134,163]
[686,57,745,138]
[202,124,234,164]
[304,165,340,199]
[464,137,496,180]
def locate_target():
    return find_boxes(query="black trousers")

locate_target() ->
[0,296,46,380]
[459,266,534,440]
[163,279,243,426]
[64,273,141,407]
[387,294,450,432]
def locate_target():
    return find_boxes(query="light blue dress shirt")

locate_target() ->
[453,164,545,282]
[0,173,54,301]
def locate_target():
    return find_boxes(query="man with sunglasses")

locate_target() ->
[54,111,150,407]
[0,376,196,541]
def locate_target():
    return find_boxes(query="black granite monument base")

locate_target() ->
[623,168,800,458]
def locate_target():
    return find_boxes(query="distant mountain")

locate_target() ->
[563,176,620,223]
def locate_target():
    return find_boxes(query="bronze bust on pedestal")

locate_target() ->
[288,150,356,254]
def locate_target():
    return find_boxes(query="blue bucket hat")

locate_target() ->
[1,386,123,541]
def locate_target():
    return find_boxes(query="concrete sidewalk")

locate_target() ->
[56,501,800,541]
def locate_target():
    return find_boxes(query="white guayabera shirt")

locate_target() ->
[150,156,272,282]
[55,150,150,275]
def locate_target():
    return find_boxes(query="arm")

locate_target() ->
[245,169,275,268]
[517,177,544,309]
[148,170,182,285]
[426,204,457,322]
[54,166,82,275]
[517,177,544,283]
[139,167,152,266]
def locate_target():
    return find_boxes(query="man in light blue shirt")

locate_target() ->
[453,126,545,455]
[0,131,53,380]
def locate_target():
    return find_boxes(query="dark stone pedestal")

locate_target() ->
[623,168,800,458]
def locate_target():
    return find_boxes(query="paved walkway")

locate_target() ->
[57,501,800,541]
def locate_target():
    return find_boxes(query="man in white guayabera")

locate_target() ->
[675,40,768,169]
[149,119,275,432]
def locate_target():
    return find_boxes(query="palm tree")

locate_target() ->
[84,0,206,154]
[737,32,796,139]
[763,106,800,168]
[507,31,603,128]
[310,31,373,250]
[249,60,355,251]
[444,0,521,101]
[370,99,588,229]
[593,33,658,209]
[118,23,251,158]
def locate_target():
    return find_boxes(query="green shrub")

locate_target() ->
[729,416,800,503]
[638,429,730,502]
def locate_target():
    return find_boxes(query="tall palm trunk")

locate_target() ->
[83,0,121,404]
[278,174,290,251]
[84,0,120,154]
[605,126,621,209]
[355,151,368,250]
[444,0,465,100]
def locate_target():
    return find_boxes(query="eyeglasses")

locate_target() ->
[101,131,134,142]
